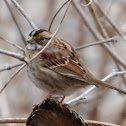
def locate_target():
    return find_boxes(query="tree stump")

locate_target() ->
[26,98,119,126]
[26,98,88,126]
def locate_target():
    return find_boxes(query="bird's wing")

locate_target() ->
[40,40,91,81]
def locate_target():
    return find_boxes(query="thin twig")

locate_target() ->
[95,2,126,40]
[0,36,25,53]
[4,0,26,45]
[67,71,126,105]
[80,0,93,7]
[0,49,24,61]
[71,1,126,69]
[0,118,119,126]
[0,118,26,124]
[48,0,70,31]
[85,120,119,126]
[75,37,117,50]
[0,63,23,72]
[0,63,26,94]
[10,0,37,29]
[85,0,108,39]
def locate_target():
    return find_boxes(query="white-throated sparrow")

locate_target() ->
[25,29,126,96]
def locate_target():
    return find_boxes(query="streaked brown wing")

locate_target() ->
[41,47,87,80]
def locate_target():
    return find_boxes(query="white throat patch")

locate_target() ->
[26,43,43,51]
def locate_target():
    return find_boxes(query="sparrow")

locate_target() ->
[25,29,126,96]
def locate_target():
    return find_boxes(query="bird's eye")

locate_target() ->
[37,37,45,45]
[41,37,45,40]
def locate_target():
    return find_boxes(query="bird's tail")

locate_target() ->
[93,79,126,95]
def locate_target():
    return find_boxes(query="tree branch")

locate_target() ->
[48,0,70,31]
[4,0,27,45]
[0,63,23,72]
[67,71,126,105]
[71,0,126,69]
[0,118,26,124]
[0,63,26,94]
[0,36,25,53]
[0,118,119,126]
[75,37,117,50]
[10,0,37,29]
[95,2,126,40]
[0,49,24,61]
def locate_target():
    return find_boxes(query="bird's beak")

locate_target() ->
[27,37,33,43]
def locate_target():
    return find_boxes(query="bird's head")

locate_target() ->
[26,29,53,50]
[27,29,53,45]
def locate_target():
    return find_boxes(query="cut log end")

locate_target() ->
[26,98,88,126]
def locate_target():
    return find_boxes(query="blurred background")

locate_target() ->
[0,0,126,125]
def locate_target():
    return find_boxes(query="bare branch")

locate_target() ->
[0,118,26,124]
[95,2,126,40]
[0,63,23,72]
[10,0,37,29]
[80,0,93,7]
[85,120,119,126]
[71,1,126,69]
[75,37,117,50]
[0,49,24,61]
[0,36,25,53]
[48,0,70,31]
[4,0,26,45]
[67,71,126,105]
[0,118,119,126]
[0,63,26,94]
